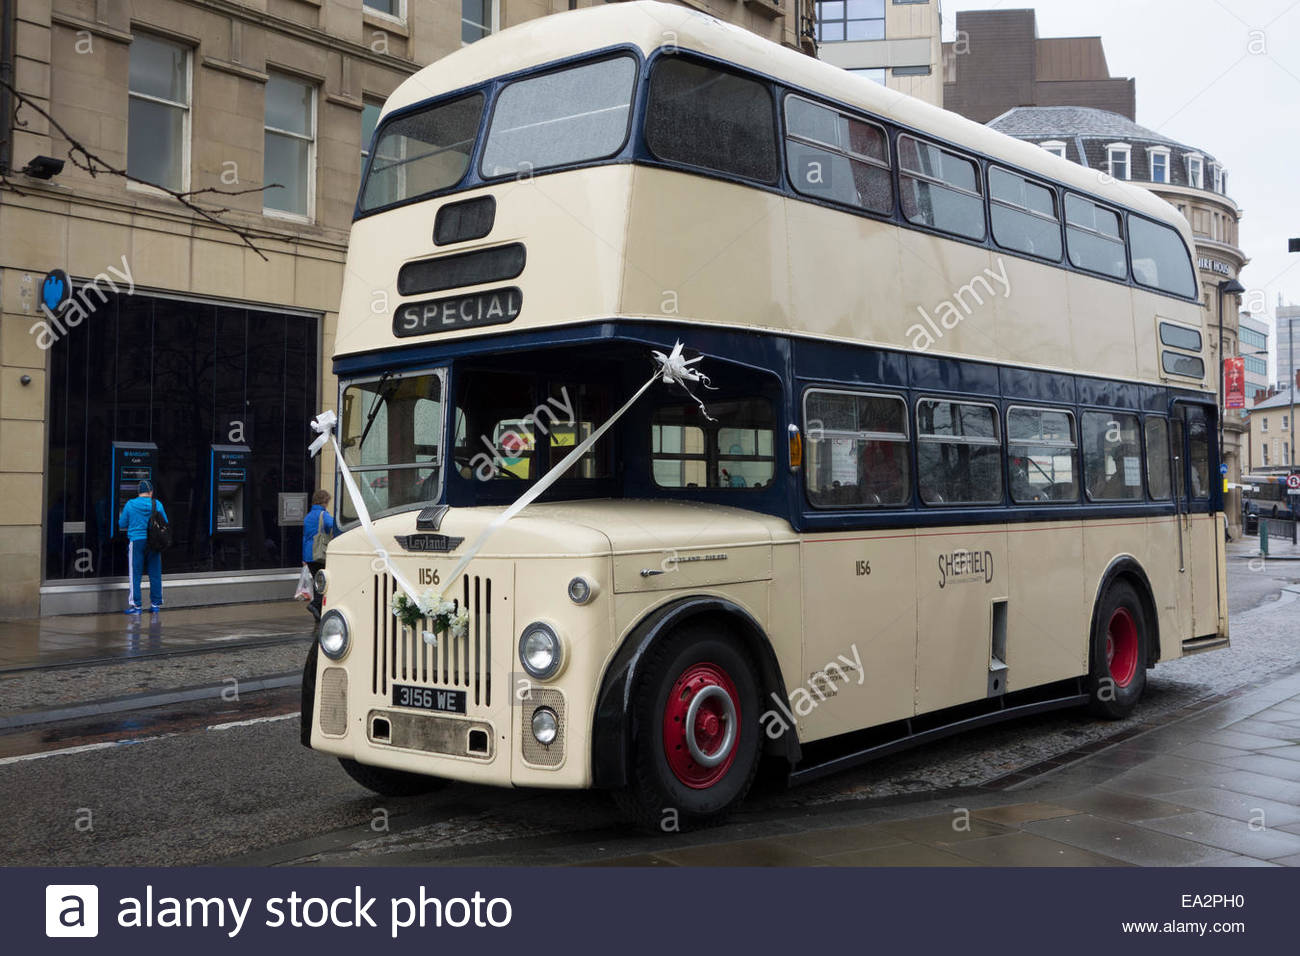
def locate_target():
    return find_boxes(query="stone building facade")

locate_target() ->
[0,0,815,617]
[942,8,1135,124]
[811,0,942,106]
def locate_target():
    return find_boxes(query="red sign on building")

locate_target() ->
[1224,356,1245,409]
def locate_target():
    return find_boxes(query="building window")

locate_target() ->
[127,34,190,192]
[264,72,316,219]
[1148,147,1170,183]
[1187,153,1204,189]
[848,68,887,85]
[1262,444,1269,466]
[1211,164,1223,193]
[1039,140,1066,159]
[816,0,886,43]
[1106,143,1131,180]
[892,65,932,77]
[361,98,382,175]
[1221,170,1229,195]
[363,0,403,19]
[1262,416,1269,432]
[462,0,496,44]
[1285,415,1291,430]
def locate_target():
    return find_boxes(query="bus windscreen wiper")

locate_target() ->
[358,371,395,451]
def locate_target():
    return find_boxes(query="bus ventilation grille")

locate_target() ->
[319,667,348,737]
[371,573,492,709]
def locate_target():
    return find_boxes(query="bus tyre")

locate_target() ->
[616,625,761,832]
[338,757,445,797]
[1087,581,1148,720]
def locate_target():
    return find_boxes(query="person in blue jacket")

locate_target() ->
[302,490,335,622]
[118,480,167,614]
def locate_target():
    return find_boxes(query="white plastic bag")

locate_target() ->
[294,564,313,601]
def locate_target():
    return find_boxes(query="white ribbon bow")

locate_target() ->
[652,341,717,421]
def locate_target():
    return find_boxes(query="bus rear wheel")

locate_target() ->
[1087,581,1148,720]
[615,625,761,831]
[338,758,445,797]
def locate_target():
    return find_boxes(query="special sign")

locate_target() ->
[393,287,521,337]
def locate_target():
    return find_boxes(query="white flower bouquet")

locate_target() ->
[391,587,469,644]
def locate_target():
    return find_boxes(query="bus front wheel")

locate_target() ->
[615,625,762,831]
[1087,581,1149,720]
[338,757,445,797]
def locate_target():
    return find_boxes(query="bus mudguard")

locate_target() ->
[590,595,801,789]
[1090,555,1162,667]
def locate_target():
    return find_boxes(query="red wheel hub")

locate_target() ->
[662,662,741,789]
[1106,607,1139,688]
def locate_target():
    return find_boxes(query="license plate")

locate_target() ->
[392,684,466,714]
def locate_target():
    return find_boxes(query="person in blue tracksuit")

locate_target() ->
[302,490,335,622]
[118,480,167,614]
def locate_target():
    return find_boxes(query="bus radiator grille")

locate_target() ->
[372,573,492,709]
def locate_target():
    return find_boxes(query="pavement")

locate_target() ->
[589,667,1300,867]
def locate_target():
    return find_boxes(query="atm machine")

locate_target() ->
[111,442,158,527]
[210,444,251,534]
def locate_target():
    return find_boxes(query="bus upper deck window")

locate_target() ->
[645,57,779,184]
[359,93,484,212]
[480,56,637,178]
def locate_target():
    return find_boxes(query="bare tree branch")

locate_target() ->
[1,76,283,261]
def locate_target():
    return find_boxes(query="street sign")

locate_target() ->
[1220,463,1229,476]
[1288,474,1300,490]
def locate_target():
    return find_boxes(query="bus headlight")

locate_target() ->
[566,576,596,605]
[314,568,328,595]
[319,610,350,660]
[531,707,559,745]
[519,622,562,680]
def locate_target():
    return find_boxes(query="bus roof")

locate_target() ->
[383,1,1192,247]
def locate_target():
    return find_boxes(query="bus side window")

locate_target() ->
[1184,406,1212,499]
[1081,411,1143,501]
[803,389,909,508]
[1144,416,1172,501]
[1006,406,1077,503]
[916,399,1001,505]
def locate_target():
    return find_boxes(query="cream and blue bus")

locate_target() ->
[303,3,1228,828]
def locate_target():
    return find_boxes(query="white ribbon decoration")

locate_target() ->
[309,409,421,606]
[311,342,714,637]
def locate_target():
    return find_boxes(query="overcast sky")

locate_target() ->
[939,0,1300,372]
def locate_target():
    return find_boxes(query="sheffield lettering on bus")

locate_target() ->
[394,287,522,337]
[938,549,995,588]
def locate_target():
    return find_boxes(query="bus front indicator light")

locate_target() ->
[567,576,596,605]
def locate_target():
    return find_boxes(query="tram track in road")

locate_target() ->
[0,685,301,762]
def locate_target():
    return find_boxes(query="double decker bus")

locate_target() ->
[302,2,1228,828]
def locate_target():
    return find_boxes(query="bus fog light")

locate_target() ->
[319,611,350,660]
[519,622,562,680]
[531,707,558,745]
[567,576,596,605]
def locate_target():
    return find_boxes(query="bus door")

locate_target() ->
[1172,402,1218,639]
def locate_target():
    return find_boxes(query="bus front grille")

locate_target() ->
[371,573,493,709]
